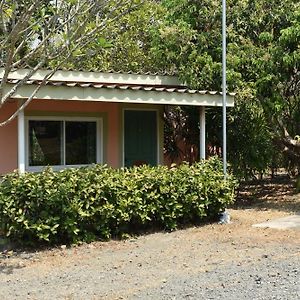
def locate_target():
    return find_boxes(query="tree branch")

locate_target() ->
[0,0,144,125]
[0,59,46,106]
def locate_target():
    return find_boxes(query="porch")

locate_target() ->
[0,68,234,174]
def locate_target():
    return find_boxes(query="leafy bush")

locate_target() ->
[0,158,236,245]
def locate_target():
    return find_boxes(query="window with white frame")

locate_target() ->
[26,117,101,169]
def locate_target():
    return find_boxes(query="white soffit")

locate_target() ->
[4,83,234,107]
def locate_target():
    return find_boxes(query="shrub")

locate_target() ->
[0,158,236,246]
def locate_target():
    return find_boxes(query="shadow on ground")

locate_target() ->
[233,175,299,213]
[0,260,25,275]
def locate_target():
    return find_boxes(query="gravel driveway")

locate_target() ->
[0,207,299,300]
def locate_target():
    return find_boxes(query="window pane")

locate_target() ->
[65,121,97,165]
[29,121,63,166]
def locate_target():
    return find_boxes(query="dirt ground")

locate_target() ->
[0,176,299,299]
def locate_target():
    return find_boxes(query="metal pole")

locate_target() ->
[222,0,227,178]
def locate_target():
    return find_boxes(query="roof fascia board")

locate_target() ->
[0,68,181,86]
[4,83,234,107]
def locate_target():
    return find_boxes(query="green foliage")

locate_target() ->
[0,0,146,72]
[68,1,165,73]
[227,91,274,179]
[154,0,300,178]
[0,159,236,246]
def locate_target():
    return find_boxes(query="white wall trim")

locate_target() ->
[199,107,206,160]
[18,108,26,174]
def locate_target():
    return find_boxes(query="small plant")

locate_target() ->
[0,158,236,246]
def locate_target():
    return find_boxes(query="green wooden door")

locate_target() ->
[124,110,158,167]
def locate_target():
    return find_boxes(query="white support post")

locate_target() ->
[199,106,206,160]
[18,106,26,174]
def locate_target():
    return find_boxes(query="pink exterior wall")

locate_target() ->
[26,99,120,168]
[0,101,18,174]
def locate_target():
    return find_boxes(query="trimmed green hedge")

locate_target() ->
[0,158,236,245]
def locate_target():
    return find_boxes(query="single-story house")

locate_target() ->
[0,68,234,175]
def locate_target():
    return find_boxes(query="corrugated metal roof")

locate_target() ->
[67,68,176,76]
[0,64,176,76]
[6,79,235,96]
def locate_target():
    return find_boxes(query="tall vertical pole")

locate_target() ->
[222,0,227,178]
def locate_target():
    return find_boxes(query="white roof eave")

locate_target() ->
[4,83,234,107]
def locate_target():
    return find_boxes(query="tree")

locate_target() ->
[164,105,200,165]
[0,0,143,126]
[69,0,165,73]
[256,9,300,174]
[151,0,300,177]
